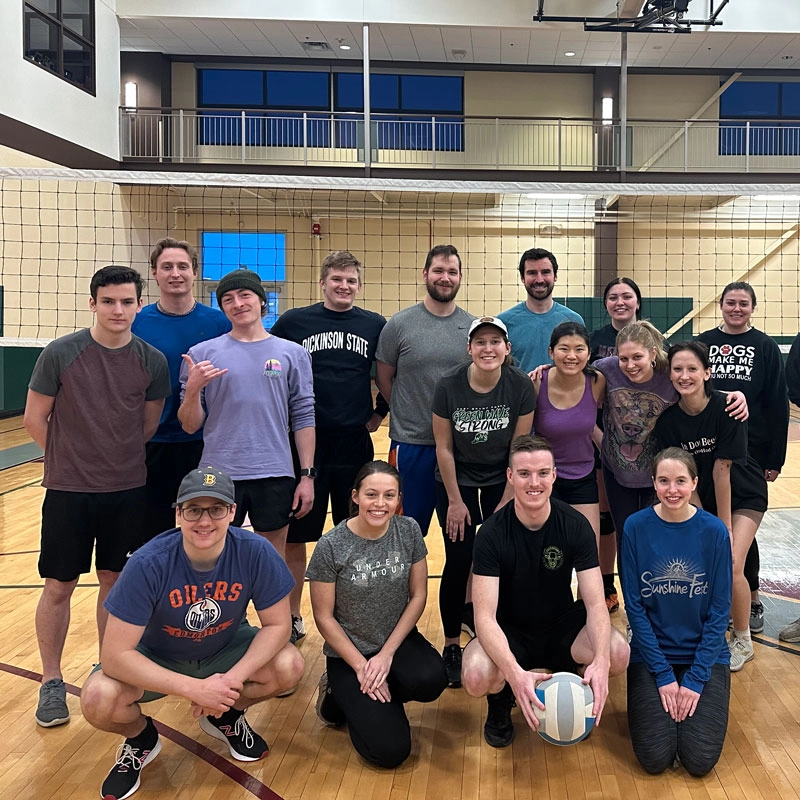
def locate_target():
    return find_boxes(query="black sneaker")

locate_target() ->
[199,709,268,761]
[315,671,345,727]
[484,684,516,748]
[290,615,306,645]
[443,644,462,688]
[461,603,476,639]
[100,717,161,800]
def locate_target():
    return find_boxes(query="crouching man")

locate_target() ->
[462,435,629,747]
[81,466,304,800]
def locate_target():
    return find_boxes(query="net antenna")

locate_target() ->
[533,0,730,33]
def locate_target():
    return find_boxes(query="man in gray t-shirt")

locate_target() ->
[376,244,475,536]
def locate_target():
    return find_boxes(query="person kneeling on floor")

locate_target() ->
[461,435,630,748]
[81,466,304,800]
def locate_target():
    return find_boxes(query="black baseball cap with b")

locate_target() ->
[175,467,236,506]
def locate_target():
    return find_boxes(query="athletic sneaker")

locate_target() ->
[35,678,70,727]
[290,615,306,645]
[729,636,755,672]
[749,602,765,634]
[199,709,268,761]
[443,644,462,688]
[483,684,516,748]
[100,717,161,800]
[605,592,620,614]
[461,603,476,639]
[315,671,345,727]
[779,616,800,642]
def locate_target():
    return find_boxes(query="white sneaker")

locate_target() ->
[729,636,754,672]
[779,616,800,642]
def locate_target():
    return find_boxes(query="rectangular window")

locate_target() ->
[201,232,286,330]
[24,0,95,93]
[201,232,286,282]
[719,81,800,156]
[266,71,329,110]
[195,68,464,152]
[198,69,265,107]
[334,72,464,152]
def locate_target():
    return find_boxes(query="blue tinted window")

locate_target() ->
[781,83,800,116]
[720,82,779,118]
[400,75,463,113]
[781,122,800,155]
[266,71,329,109]
[201,232,286,282]
[265,112,330,147]
[334,73,400,111]
[719,122,746,156]
[748,122,780,155]
[199,69,264,107]
[334,73,362,110]
[198,111,272,146]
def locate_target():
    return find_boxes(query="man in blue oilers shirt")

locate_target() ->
[81,466,305,800]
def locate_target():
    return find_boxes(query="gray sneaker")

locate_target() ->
[779,616,800,643]
[729,636,754,672]
[749,602,764,634]
[35,678,70,727]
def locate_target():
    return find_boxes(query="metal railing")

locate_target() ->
[119,108,800,173]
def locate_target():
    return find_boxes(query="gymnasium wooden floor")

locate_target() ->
[3,414,800,800]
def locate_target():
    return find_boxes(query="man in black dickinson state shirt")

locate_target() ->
[270,250,387,643]
[461,435,629,748]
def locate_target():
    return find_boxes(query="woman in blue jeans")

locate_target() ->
[306,460,447,768]
[622,448,731,776]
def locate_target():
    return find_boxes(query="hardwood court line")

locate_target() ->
[0,478,42,497]
[0,661,286,800]
[750,636,800,656]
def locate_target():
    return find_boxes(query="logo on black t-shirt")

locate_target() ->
[542,546,564,570]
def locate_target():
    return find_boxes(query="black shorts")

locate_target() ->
[232,476,296,532]
[287,426,374,544]
[552,472,599,506]
[39,487,146,581]
[143,440,204,543]
[501,600,588,674]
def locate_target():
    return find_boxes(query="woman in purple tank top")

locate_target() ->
[532,322,605,548]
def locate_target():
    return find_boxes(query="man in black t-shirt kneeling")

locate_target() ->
[462,435,630,748]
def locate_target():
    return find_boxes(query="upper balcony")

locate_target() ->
[120,108,800,176]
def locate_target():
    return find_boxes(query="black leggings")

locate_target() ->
[744,538,760,594]
[435,480,507,640]
[325,630,447,768]
[627,661,730,777]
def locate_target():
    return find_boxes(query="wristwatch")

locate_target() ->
[299,467,318,479]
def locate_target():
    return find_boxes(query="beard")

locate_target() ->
[525,282,554,300]
[426,281,460,303]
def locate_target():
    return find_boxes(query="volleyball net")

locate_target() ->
[2,167,800,348]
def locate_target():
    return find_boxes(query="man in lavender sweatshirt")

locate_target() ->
[179,268,315,563]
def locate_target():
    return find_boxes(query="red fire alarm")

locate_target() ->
[312,222,321,236]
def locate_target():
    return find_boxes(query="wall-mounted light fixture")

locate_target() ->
[602,96,613,126]
[123,81,138,109]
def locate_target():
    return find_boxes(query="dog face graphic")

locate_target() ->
[607,389,668,466]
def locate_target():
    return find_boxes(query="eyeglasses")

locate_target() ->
[178,504,232,521]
